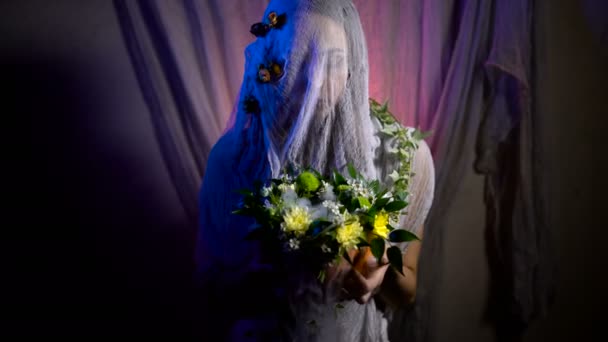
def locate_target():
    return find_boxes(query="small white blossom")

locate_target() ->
[388,170,401,182]
[389,212,400,225]
[280,187,298,206]
[279,173,293,183]
[263,199,274,210]
[347,179,371,198]
[260,186,272,197]
[287,238,300,251]
[319,181,336,201]
[321,244,331,253]
[355,206,369,214]
[323,200,345,225]
[322,200,341,216]
[278,183,296,193]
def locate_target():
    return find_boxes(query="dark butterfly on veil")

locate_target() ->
[250,12,287,37]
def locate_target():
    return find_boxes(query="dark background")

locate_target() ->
[2,0,196,337]
[1,0,606,340]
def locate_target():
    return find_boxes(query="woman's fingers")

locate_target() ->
[343,262,389,303]
[356,292,373,305]
[334,247,392,303]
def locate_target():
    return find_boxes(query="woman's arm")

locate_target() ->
[337,224,423,308]
[378,225,424,308]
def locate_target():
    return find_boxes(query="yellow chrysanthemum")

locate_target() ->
[371,211,390,239]
[282,206,312,236]
[336,219,363,249]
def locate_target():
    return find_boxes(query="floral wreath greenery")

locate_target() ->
[369,98,431,203]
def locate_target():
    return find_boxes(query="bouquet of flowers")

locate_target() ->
[233,163,420,282]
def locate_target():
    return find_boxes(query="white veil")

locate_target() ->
[223,0,379,182]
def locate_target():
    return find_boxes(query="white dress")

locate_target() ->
[280,115,436,342]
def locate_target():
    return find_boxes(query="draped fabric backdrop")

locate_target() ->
[113,0,554,340]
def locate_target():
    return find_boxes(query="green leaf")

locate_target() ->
[232,207,255,216]
[381,126,397,136]
[334,170,347,185]
[376,188,389,200]
[373,197,390,210]
[335,303,345,309]
[350,197,360,211]
[387,246,404,276]
[311,222,337,240]
[369,180,380,194]
[385,200,408,212]
[358,196,371,209]
[380,100,389,113]
[337,184,351,192]
[343,251,353,265]
[347,163,357,179]
[357,237,371,247]
[413,128,432,140]
[395,190,409,201]
[317,269,326,283]
[389,229,420,242]
[366,208,377,220]
[311,169,323,179]
[386,224,396,232]
[234,188,253,196]
[370,238,385,264]
[338,192,352,209]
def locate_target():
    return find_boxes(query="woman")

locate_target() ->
[195,0,435,340]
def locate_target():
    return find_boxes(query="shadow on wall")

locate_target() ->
[2,54,200,337]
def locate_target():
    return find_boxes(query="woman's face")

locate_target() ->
[306,13,349,107]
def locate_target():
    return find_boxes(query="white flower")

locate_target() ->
[323,200,345,224]
[260,186,272,197]
[280,187,298,206]
[319,181,336,201]
[355,206,369,214]
[287,238,300,251]
[279,173,293,183]
[347,178,371,198]
[310,204,328,221]
[296,197,312,209]
[278,183,296,193]
[322,200,340,215]
[264,199,275,211]
[388,170,401,182]
[321,244,331,253]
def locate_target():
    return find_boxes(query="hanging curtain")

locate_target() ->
[113,0,554,340]
[476,0,557,337]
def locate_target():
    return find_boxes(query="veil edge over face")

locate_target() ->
[221,0,378,182]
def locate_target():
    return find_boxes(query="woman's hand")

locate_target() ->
[324,247,390,304]
[343,247,390,304]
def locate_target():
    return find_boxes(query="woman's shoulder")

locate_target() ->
[207,132,237,168]
[368,99,433,194]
